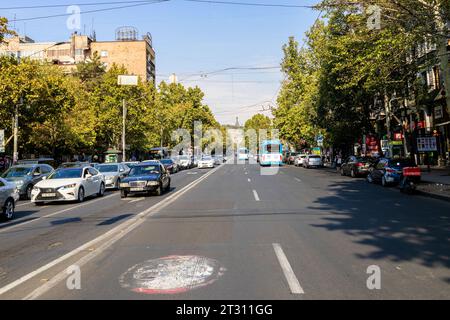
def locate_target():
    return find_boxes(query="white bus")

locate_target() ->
[238,147,249,161]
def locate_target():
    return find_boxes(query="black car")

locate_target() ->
[160,159,178,174]
[119,162,171,198]
[340,156,374,178]
[367,158,418,186]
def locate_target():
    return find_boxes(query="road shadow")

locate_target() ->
[307,179,450,269]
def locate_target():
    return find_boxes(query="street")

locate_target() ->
[1,163,449,299]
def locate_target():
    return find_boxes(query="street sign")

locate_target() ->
[417,137,437,152]
[0,129,4,153]
[118,75,138,86]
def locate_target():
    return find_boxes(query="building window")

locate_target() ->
[75,49,84,56]
[100,50,108,57]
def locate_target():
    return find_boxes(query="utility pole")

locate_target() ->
[13,97,22,164]
[122,98,127,162]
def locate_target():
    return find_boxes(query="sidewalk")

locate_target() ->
[322,163,450,202]
[419,165,450,185]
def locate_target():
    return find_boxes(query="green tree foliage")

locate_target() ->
[274,0,450,151]
[0,17,15,43]
[0,56,220,159]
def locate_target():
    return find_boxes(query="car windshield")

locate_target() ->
[202,156,212,160]
[48,168,82,179]
[97,165,118,173]
[1,167,32,178]
[180,156,189,160]
[129,165,160,176]
[160,160,173,165]
[309,155,321,159]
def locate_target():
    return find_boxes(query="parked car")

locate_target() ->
[367,158,418,186]
[18,158,57,168]
[160,159,179,174]
[0,177,19,220]
[31,166,105,204]
[294,154,307,167]
[212,155,223,165]
[119,162,170,198]
[122,161,140,169]
[59,161,90,168]
[178,155,192,169]
[96,163,130,189]
[287,152,298,165]
[304,155,323,168]
[340,156,373,177]
[198,156,215,169]
[1,164,54,199]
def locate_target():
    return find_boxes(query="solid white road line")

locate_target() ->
[0,193,117,234]
[294,178,302,182]
[252,189,260,201]
[272,243,304,294]
[0,165,222,299]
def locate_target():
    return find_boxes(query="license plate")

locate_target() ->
[130,187,144,192]
[42,193,56,198]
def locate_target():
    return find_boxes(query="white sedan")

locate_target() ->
[31,166,105,205]
[197,156,215,169]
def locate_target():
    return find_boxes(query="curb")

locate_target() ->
[414,188,450,203]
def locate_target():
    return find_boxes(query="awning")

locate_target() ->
[435,121,450,127]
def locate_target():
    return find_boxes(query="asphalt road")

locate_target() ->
[1,163,450,299]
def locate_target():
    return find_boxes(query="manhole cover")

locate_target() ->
[119,255,225,294]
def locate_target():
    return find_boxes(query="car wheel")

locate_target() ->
[26,184,33,200]
[116,178,121,190]
[351,169,356,178]
[77,187,85,203]
[166,179,171,192]
[382,176,388,187]
[340,168,345,176]
[120,190,128,198]
[98,182,105,197]
[1,199,14,221]
[367,173,373,183]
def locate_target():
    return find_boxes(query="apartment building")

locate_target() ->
[0,28,156,82]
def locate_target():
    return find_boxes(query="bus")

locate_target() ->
[238,147,249,161]
[259,140,283,166]
[149,147,169,160]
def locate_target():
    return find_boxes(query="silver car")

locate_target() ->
[0,177,19,220]
[304,155,323,168]
[1,164,54,199]
[96,163,130,189]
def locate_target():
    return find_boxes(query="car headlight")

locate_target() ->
[106,176,114,180]
[147,181,159,186]
[120,182,129,187]
[59,183,77,190]
[32,186,40,192]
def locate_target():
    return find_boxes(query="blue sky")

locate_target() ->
[2,0,320,125]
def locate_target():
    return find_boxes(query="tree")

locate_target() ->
[0,17,14,43]
[244,114,273,153]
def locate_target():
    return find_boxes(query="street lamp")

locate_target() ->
[118,75,139,162]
